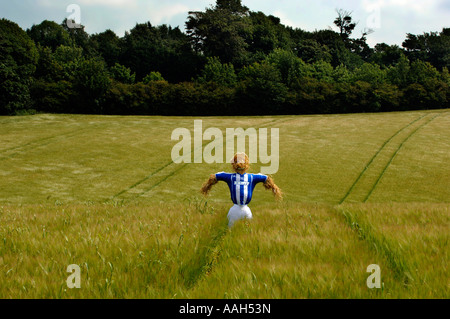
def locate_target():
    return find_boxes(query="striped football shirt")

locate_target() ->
[215,172,268,206]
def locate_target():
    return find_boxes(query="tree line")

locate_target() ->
[1,0,449,116]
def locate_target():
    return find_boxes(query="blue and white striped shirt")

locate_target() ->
[215,172,268,205]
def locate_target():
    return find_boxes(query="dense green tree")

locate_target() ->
[110,63,135,84]
[73,58,111,113]
[351,63,387,86]
[370,43,405,67]
[408,60,441,85]
[387,54,410,87]
[373,83,403,111]
[31,79,75,113]
[27,20,71,51]
[186,0,251,67]
[441,67,450,86]
[216,0,247,12]
[90,30,122,67]
[143,71,166,84]
[350,30,374,61]
[290,77,339,114]
[332,64,352,83]
[61,19,95,57]
[0,19,38,114]
[196,57,237,87]
[309,60,335,83]
[265,49,311,87]
[247,11,293,56]
[120,22,158,80]
[53,45,83,80]
[311,29,363,69]
[403,28,450,70]
[31,44,81,112]
[296,39,333,64]
[34,46,63,82]
[237,61,288,114]
[121,23,200,82]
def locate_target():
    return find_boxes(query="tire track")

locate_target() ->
[111,161,175,199]
[0,115,38,125]
[338,208,413,285]
[363,113,440,202]
[0,130,85,162]
[0,125,104,162]
[134,164,190,200]
[0,130,81,154]
[111,117,291,202]
[339,113,428,204]
[179,214,229,290]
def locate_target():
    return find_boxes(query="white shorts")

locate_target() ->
[227,205,252,228]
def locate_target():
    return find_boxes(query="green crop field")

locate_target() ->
[0,110,448,299]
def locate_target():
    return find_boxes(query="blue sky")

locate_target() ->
[1,0,448,47]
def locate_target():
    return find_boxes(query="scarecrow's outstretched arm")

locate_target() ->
[264,176,283,201]
[201,174,218,197]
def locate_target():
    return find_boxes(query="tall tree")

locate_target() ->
[311,29,363,69]
[0,19,38,114]
[370,43,405,67]
[216,0,247,12]
[334,9,357,42]
[333,10,373,62]
[90,30,122,67]
[121,23,200,82]
[351,29,374,61]
[73,58,111,113]
[186,0,251,67]
[196,56,237,87]
[61,18,96,57]
[247,11,293,56]
[403,28,450,70]
[27,20,71,51]
[296,39,332,64]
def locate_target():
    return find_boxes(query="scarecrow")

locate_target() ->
[201,153,282,227]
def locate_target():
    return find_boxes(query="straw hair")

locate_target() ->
[201,174,218,196]
[231,152,250,173]
[264,175,283,201]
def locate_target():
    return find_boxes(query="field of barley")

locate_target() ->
[0,110,448,299]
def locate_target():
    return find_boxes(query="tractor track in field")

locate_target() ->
[179,216,229,290]
[339,112,442,204]
[0,124,104,162]
[337,207,414,285]
[135,163,189,199]
[336,113,444,286]
[0,130,81,154]
[339,113,429,204]
[110,117,291,202]
[363,113,441,202]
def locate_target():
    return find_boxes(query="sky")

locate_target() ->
[0,0,449,47]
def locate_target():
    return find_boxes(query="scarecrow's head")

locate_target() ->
[231,152,250,174]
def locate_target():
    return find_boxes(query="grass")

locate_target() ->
[0,110,448,298]
[338,203,449,298]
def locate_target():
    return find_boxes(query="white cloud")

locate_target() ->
[147,3,190,25]
[76,0,139,8]
[362,0,439,15]
[272,10,304,29]
[359,0,447,46]
[35,0,53,7]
